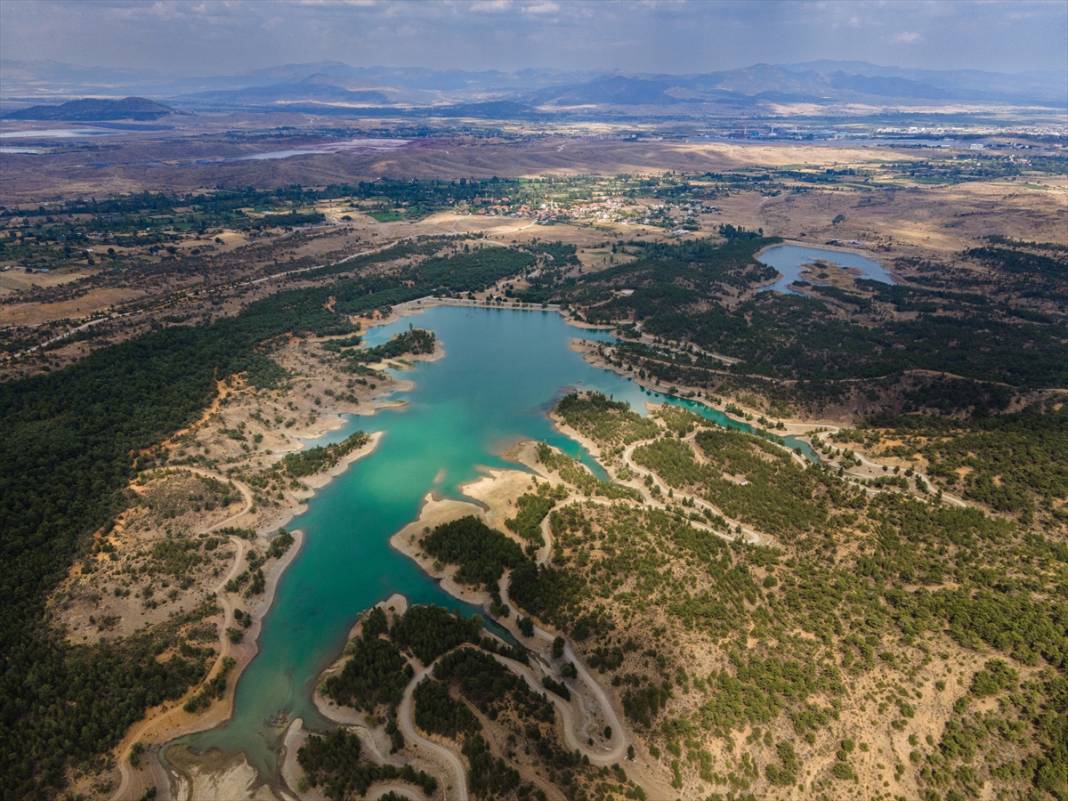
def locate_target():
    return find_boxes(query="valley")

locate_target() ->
[1,21,1065,801]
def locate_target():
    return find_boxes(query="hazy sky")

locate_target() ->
[2,0,1066,75]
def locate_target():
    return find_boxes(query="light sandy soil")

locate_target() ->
[108,525,307,801]
[388,459,654,759]
[0,265,92,294]
[3,285,148,325]
[279,720,327,801]
[166,746,280,801]
[395,660,470,801]
[707,174,1068,255]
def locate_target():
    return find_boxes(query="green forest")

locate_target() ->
[0,242,543,798]
[540,236,1068,416]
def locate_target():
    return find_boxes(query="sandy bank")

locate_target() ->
[112,431,388,801]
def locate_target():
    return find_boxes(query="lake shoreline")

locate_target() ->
[755,239,897,294]
[142,302,807,800]
[112,330,445,801]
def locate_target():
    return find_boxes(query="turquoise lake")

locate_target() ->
[756,242,895,295]
[182,305,812,776]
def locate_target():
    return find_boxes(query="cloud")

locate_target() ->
[291,0,378,5]
[523,1,560,14]
[469,0,510,12]
[1,0,1065,75]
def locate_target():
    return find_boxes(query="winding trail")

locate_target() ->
[390,635,629,801]
[619,434,770,546]
[396,663,469,801]
[495,577,630,766]
[110,468,256,801]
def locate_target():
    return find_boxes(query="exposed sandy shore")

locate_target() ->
[380,450,698,800]
[114,314,467,800]
[115,302,650,799]
[391,493,497,609]
[279,719,326,801]
[110,428,385,801]
[305,593,469,801]
[571,335,842,435]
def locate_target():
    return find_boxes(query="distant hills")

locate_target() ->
[177,74,391,108]
[527,63,1068,108]
[4,96,175,121]
[527,75,689,107]
[1,59,1064,120]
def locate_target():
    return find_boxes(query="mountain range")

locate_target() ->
[1,59,1065,119]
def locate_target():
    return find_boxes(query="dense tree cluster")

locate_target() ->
[390,604,483,665]
[505,486,565,547]
[297,729,437,800]
[543,237,1067,416]
[557,391,659,445]
[346,327,436,364]
[421,516,527,591]
[323,634,412,713]
[433,647,554,724]
[508,561,586,631]
[412,677,480,740]
[281,431,370,477]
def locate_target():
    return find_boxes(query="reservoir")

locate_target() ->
[756,242,895,295]
[181,304,812,775]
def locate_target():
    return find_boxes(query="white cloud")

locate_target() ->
[469,0,511,12]
[290,0,378,6]
[893,30,922,44]
[523,1,560,14]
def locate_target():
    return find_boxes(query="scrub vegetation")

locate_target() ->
[494,393,1067,801]
[2,165,1065,800]
[857,404,1068,528]
[281,430,371,477]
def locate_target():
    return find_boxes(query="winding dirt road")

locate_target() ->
[495,577,630,766]
[110,467,255,801]
[396,663,470,801]
[620,435,769,545]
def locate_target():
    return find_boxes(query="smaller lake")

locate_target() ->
[232,138,410,161]
[756,243,895,295]
[0,127,112,139]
